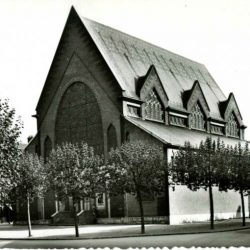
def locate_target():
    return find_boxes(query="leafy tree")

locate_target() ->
[105,140,165,234]
[173,137,250,229]
[46,142,104,237]
[171,142,199,190]
[213,140,229,193]
[197,137,218,229]
[215,141,250,227]
[0,99,22,205]
[227,143,250,226]
[172,137,219,229]
[14,153,46,237]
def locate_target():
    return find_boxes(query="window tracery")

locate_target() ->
[144,89,164,122]
[169,115,186,127]
[210,125,224,135]
[190,103,205,130]
[226,113,239,137]
[127,105,140,117]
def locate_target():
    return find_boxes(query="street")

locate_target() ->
[0,228,249,248]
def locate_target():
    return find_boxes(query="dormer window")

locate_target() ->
[127,104,140,118]
[190,103,205,130]
[144,89,164,122]
[226,113,239,137]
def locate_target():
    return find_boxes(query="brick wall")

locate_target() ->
[37,13,122,161]
[122,118,166,217]
[33,12,123,220]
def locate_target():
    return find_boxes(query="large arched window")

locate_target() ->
[190,103,205,130]
[144,89,164,122]
[226,113,239,137]
[55,82,104,155]
[125,131,130,142]
[107,124,117,152]
[44,136,52,163]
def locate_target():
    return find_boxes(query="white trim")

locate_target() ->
[51,211,59,218]
[80,200,84,210]
[55,199,58,212]
[107,193,111,218]
[210,121,225,127]
[96,193,105,208]
[41,198,45,220]
[84,198,90,211]
[77,210,84,217]
[169,112,188,118]
[126,102,141,107]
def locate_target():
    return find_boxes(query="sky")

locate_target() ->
[1,0,250,143]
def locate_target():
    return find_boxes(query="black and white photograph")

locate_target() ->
[0,0,250,249]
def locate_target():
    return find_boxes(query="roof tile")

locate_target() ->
[81,16,227,120]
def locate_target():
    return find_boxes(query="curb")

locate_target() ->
[0,226,250,241]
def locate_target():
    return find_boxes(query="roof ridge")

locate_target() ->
[80,16,205,68]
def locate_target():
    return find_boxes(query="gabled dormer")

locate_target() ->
[182,80,210,131]
[137,65,168,123]
[219,93,246,139]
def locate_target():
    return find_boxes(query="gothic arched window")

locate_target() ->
[44,136,52,163]
[107,124,117,152]
[190,103,205,130]
[226,113,239,137]
[144,89,164,122]
[125,131,130,142]
[55,82,104,155]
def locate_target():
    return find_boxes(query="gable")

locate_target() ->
[220,93,243,126]
[138,65,168,108]
[36,7,122,125]
[183,80,210,118]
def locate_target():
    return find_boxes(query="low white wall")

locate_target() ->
[169,185,249,225]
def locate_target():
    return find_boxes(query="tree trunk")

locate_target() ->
[164,147,170,223]
[73,202,79,237]
[208,183,214,230]
[164,170,170,223]
[137,190,145,234]
[240,188,246,226]
[208,147,214,230]
[27,196,32,237]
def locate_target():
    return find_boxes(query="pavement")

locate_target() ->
[0,218,249,240]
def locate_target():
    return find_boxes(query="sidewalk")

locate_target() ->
[0,218,249,240]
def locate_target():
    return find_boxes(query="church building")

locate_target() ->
[23,6,248,225]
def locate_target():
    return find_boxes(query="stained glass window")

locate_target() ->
[190,103,205,130]
[226,113,239,137]
[210,125,224,135]
[127,105,140,117]
[55,82,104,155]
[169,115,186,127]
[144,89,164,122]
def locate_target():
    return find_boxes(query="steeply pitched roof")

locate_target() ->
[79,10,227,120]
[219,92,243,121]
[126,117,245,148]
